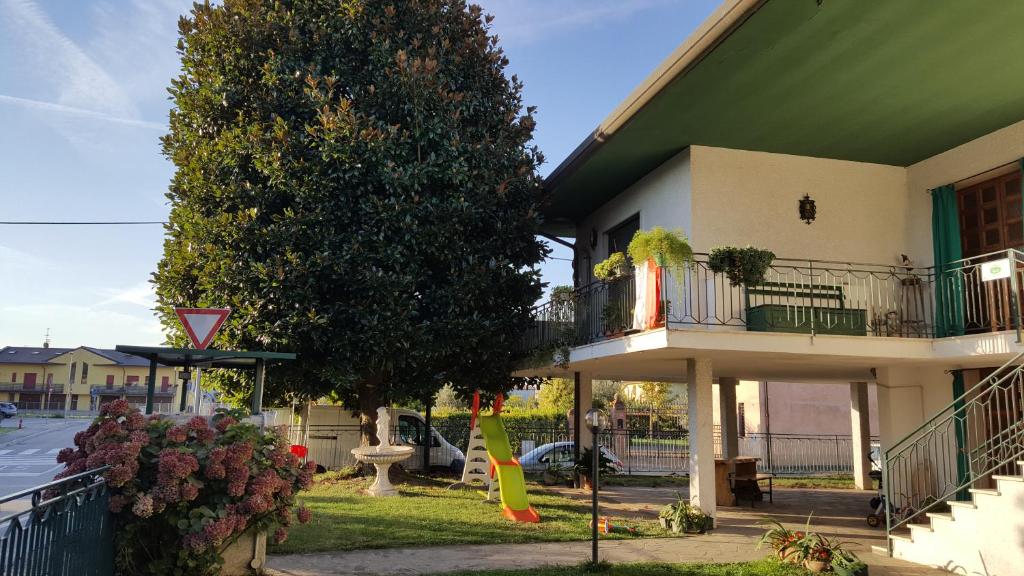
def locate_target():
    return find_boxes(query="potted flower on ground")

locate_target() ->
[573,447,616,491]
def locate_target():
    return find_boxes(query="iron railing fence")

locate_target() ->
[0,384,65,394]
[884,352,1024,536]
[526,250,1024,351]
[291,418,876,477]
[738,433,880,476]
[936,249,1024,339]
[0,466,113,576]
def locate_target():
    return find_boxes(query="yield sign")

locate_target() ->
[174,308,231,350]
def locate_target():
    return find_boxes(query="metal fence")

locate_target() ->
[291,419,874,477]
[0,467,113,576]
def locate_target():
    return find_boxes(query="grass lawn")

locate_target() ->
[431,559,809,576]
[0,427,14,437]
[271,471,674,555]
[599,475,856,490]
[770,476,855,490]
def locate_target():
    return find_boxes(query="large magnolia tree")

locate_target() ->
[154,0,548,442]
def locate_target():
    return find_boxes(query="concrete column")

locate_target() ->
[687,358,716,522]
[718,377,739,461]
[850,381,872,490]
[575,372,593,451]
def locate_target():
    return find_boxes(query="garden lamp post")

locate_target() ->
[585,407,608,565]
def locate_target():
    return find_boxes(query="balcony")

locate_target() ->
[90,385,178,397]
[0,383,65,394]
[524,249,1024,353]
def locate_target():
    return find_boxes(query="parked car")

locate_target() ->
[0,402,17,419]
[519,441,624,473]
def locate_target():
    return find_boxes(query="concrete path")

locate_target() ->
[267,486,948,576]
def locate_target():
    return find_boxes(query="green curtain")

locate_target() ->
[932,183,964,337]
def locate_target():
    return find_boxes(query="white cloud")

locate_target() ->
[0,94,165,131]
[0,245,57,273]
[96,282,157,309]
[0,303,165,348]
[1,0,139,119]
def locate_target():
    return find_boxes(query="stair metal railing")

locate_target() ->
[884,352,1024,539]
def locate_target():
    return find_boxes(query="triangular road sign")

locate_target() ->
[174,307,231,350]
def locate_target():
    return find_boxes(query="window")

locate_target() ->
[737,403,746,438]
[539,445,575,468]
[106,375,115,388]
[9,373,14,383]
[398,415,424,446]
[81,363,89,384]
[23,373,36,389]
[126,376,139,386]
[161,376,170,392]
[958,170,1023,257]
[69,363,76,384]
[605,214,640,260]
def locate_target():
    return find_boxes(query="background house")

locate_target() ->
[0,345,183,413]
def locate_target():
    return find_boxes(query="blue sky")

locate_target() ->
[0,0,718,348]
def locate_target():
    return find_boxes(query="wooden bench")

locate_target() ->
[744,281,867,336]
[728,458,774,507]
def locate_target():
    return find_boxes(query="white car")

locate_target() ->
[519,441,624,472]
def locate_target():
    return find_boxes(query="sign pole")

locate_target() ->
[145,354,158,415]
[251,358,265,416]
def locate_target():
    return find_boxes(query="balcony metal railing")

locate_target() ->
[524,249,1024,355]
[0,383,65,393]
[89,385,178,397]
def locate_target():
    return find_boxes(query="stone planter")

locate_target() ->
[221,530,267,575]
[803,559,829,573]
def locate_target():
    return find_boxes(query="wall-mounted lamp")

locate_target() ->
[799,194,816,225]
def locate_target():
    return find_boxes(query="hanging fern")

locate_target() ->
[627,227,694,269]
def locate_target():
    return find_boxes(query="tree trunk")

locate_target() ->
[357,380,383,447]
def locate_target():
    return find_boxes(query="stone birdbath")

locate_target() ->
[351,407,414,496]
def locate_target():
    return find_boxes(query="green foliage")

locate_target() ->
[757,515,864,572]
[536,378,574,414]
[629,382,676,409]
[573,447,616,478]
[551,285,576,303]
[154,1,548,416]
[592,380,623,410]
[707,246,776,287]
[627,227,694,269]
[659,493,713,533]
[435,384,468,411]
[593,252,628,282]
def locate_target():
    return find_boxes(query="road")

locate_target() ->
[0,418,90,499]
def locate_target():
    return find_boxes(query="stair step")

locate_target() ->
[992,474,1024,483]
[889,533,913,544]
[947,500,976,509]
[870,545,890,557]
[908,523,933,536]
[926,512,953,523]
[968,488,1000,496]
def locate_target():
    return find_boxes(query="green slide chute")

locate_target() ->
[477,414,540,523]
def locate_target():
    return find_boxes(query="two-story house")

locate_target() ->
[520,1,1024,572]
[0,346,183,413]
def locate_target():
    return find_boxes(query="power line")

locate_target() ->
[0,219,165,224]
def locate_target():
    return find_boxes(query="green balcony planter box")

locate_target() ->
[746,304,867,336]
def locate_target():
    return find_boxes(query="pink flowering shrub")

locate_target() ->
[56,401,314,575]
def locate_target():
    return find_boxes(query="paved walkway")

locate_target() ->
[267,486,948,576]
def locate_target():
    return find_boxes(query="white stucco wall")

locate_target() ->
[711,380,879,436]
[905,117,1024,265]
[575,149,692,284]
[688,145,914,264]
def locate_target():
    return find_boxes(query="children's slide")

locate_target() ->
[477,414,540,523]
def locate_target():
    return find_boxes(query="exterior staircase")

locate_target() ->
[884,353,1024,575]
[890,461,1024,574]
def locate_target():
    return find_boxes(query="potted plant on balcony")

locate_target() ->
[593,252,629,282]
[708,246,776,286]
[627,227,694,271]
